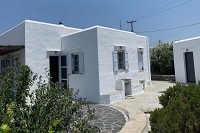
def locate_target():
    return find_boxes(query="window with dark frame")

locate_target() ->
[72,54,79,74]
[117,51,125,70]
[61,55,67,84]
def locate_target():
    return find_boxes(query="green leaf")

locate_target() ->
[48,126,54,133]
[3,116,12,123]
[53,120,60,127]
[0,124,11,132]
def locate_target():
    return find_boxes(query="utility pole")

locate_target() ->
[119,20,122,30]
[127,20,136,32]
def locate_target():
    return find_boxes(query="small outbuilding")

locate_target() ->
[173,37,200,84]
[0,20,151,104]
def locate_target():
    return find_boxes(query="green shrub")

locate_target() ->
[0,65,99,133]
[150,83,200,133]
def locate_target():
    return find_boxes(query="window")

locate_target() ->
[71,54,79,74]
[67,52,84,75]
[137,48,144,70]
[117,51,125,70]
[1,58,14,71]
[113,50,128,72]
[61,55,67,84]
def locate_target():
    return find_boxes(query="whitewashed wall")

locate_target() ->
[61,28,100,103]
[96,26,151,95]
[174,37,200,84]
[25,20,81,91]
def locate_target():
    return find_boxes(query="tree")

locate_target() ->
[0,65,99,133]
[149,83,200,133]
[151,41,174,75]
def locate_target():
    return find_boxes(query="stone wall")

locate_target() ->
[151,75,175,82]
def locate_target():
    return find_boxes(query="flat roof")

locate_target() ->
[0,45,24,55]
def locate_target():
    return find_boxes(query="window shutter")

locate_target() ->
[67,54,72,74]
[78,52,84,74]
[113,51,118,72]
[125,51,129,71]
[138,52,143,70]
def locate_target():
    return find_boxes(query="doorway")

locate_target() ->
[49,56,59,83]
[185,52,196,83]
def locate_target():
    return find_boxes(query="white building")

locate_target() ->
[173,37,200,84]
[0,20,151,104]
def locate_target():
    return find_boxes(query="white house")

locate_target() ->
[173,37,200,84]
[0,20,151,104]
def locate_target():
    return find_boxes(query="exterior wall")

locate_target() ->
[24,20,81,91]
[96,27,151,97]
[0,22,25,45]
[173,37,200,84]
[61,28,100,103]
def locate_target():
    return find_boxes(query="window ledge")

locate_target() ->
[138,69,144,72]
[118,69,125,73]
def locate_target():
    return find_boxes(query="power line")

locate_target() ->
[136,0,182,20]
[135,21,200,33]
[151,26,192,45]
[137,0,192,22]
[136,0,167,19]
[161,26,191,41]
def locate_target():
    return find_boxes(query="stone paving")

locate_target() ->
[89,104,126,133]
[82,81,174,133]
[113,81,175,133]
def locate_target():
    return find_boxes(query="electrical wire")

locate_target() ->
[136,0,192,22]
[136,0,181,20]
[136,0,168,19]
[135,21,200,33]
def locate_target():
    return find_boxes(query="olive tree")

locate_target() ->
[151,41,174,75]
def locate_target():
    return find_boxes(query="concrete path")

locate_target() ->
[112,81,175,133]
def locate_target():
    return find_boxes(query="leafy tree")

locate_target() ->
[151,41,174,75]
[149,83,200,133]
[0,65,99,133]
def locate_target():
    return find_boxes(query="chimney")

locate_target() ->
[59,22,64,25]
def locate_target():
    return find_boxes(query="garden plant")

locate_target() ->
[0,65,99,133]
[150,83,200,133]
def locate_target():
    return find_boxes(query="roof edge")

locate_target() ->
[0,21,26,37]
[174,36,200,43]
[62,25,147,38]
[25,20,81,30]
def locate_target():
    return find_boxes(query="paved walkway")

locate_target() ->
[112,81,175,133]
[88,104,126,133]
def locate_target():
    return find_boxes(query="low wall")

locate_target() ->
[151,75,175,82]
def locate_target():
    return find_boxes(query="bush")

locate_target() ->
[151,41,174,75]
[0,65,99,133]
[150,83,200,133]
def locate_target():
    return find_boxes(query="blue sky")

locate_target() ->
[0,0,199,47]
